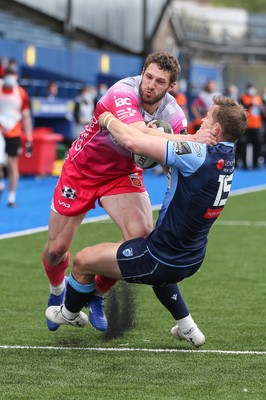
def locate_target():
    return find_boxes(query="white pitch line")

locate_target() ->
[0,205,161,239]
[0,215,111,240]
[229,184,266,196]
[216,221,266,227]
[0,345,265,355]
[0,185,265,240]
[1,217,265,239]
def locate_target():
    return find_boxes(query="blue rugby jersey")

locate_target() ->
[146,140,235,267]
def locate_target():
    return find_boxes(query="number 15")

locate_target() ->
[213,174,233,207]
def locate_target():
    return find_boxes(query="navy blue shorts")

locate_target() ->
[117,237,202,286]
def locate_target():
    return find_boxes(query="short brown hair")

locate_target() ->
[143,52,181,84]
[212,96,247,142]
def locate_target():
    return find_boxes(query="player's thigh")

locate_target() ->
[73,243,122,280]
[46,210,85,255]
[101,192,153,240]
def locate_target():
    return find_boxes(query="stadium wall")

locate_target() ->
[0,38,143,85]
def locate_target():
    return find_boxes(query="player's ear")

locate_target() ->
[214,122,222,135]
[168,82,176,92]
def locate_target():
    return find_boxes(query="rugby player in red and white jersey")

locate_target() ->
[42,52,216,346]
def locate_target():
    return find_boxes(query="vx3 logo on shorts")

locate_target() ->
[61,186,77,200]
[122,248,133,257]
[58,200,71,208]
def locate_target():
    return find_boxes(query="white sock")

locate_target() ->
[176,314,195,332]
[49,280,65,296]
[61,305,79,320]
[8,191,16,203]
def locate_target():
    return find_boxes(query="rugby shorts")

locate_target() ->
[52,156,147,216]
[117,237,202,286]
[4,137,22,157]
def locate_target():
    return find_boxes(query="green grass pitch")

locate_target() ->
[0,190,265,399]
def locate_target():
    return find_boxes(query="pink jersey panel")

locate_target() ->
[68,75,187,179]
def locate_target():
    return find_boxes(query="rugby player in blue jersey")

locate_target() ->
[46,96,247,346]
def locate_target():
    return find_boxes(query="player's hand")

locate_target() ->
[98,112,113,128]
[147,121,156,129]
[25,140,33,157]
[192,128,217,146]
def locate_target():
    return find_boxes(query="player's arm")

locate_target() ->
[21,109,33,141]
[129,120,217,146]
[99,113,166,165]
[20,88,33,142]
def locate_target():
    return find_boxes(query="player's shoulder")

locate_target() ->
[174,141,206,157]
[111,75,140,94]
[165,140,207,175]
[104,76,140,107]
[165,93,184,113]
[160,93,187,132]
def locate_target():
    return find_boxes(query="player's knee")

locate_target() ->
[126,219,152,239]
[142,219,153,235]
[73,249,91,275]
[45,241,69,264]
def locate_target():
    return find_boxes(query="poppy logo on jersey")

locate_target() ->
[129,174,143,187]
[122,248,133,257]
[216,159,225,170]
[61,186,77,200]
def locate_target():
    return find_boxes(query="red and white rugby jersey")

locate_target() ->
[68,75,187,179]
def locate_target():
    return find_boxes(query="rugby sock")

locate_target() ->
[42,252,70,287]
[49,280,65,296]
[8,191,16,203]
[176,314,195,332]
[152,284,189,320]
[64,273,96,313]
[95,275,116,295]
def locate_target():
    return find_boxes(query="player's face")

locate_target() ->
[200,106,217,130]
[140,63,173,109]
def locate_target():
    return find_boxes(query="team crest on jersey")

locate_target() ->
[129,174,143,187]
[61,186,77,200]
[122,248,133,257]
[174,142,192,155]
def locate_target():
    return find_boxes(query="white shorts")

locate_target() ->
[0,132,6,165]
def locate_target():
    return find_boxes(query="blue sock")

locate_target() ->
[64,273,96,313]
